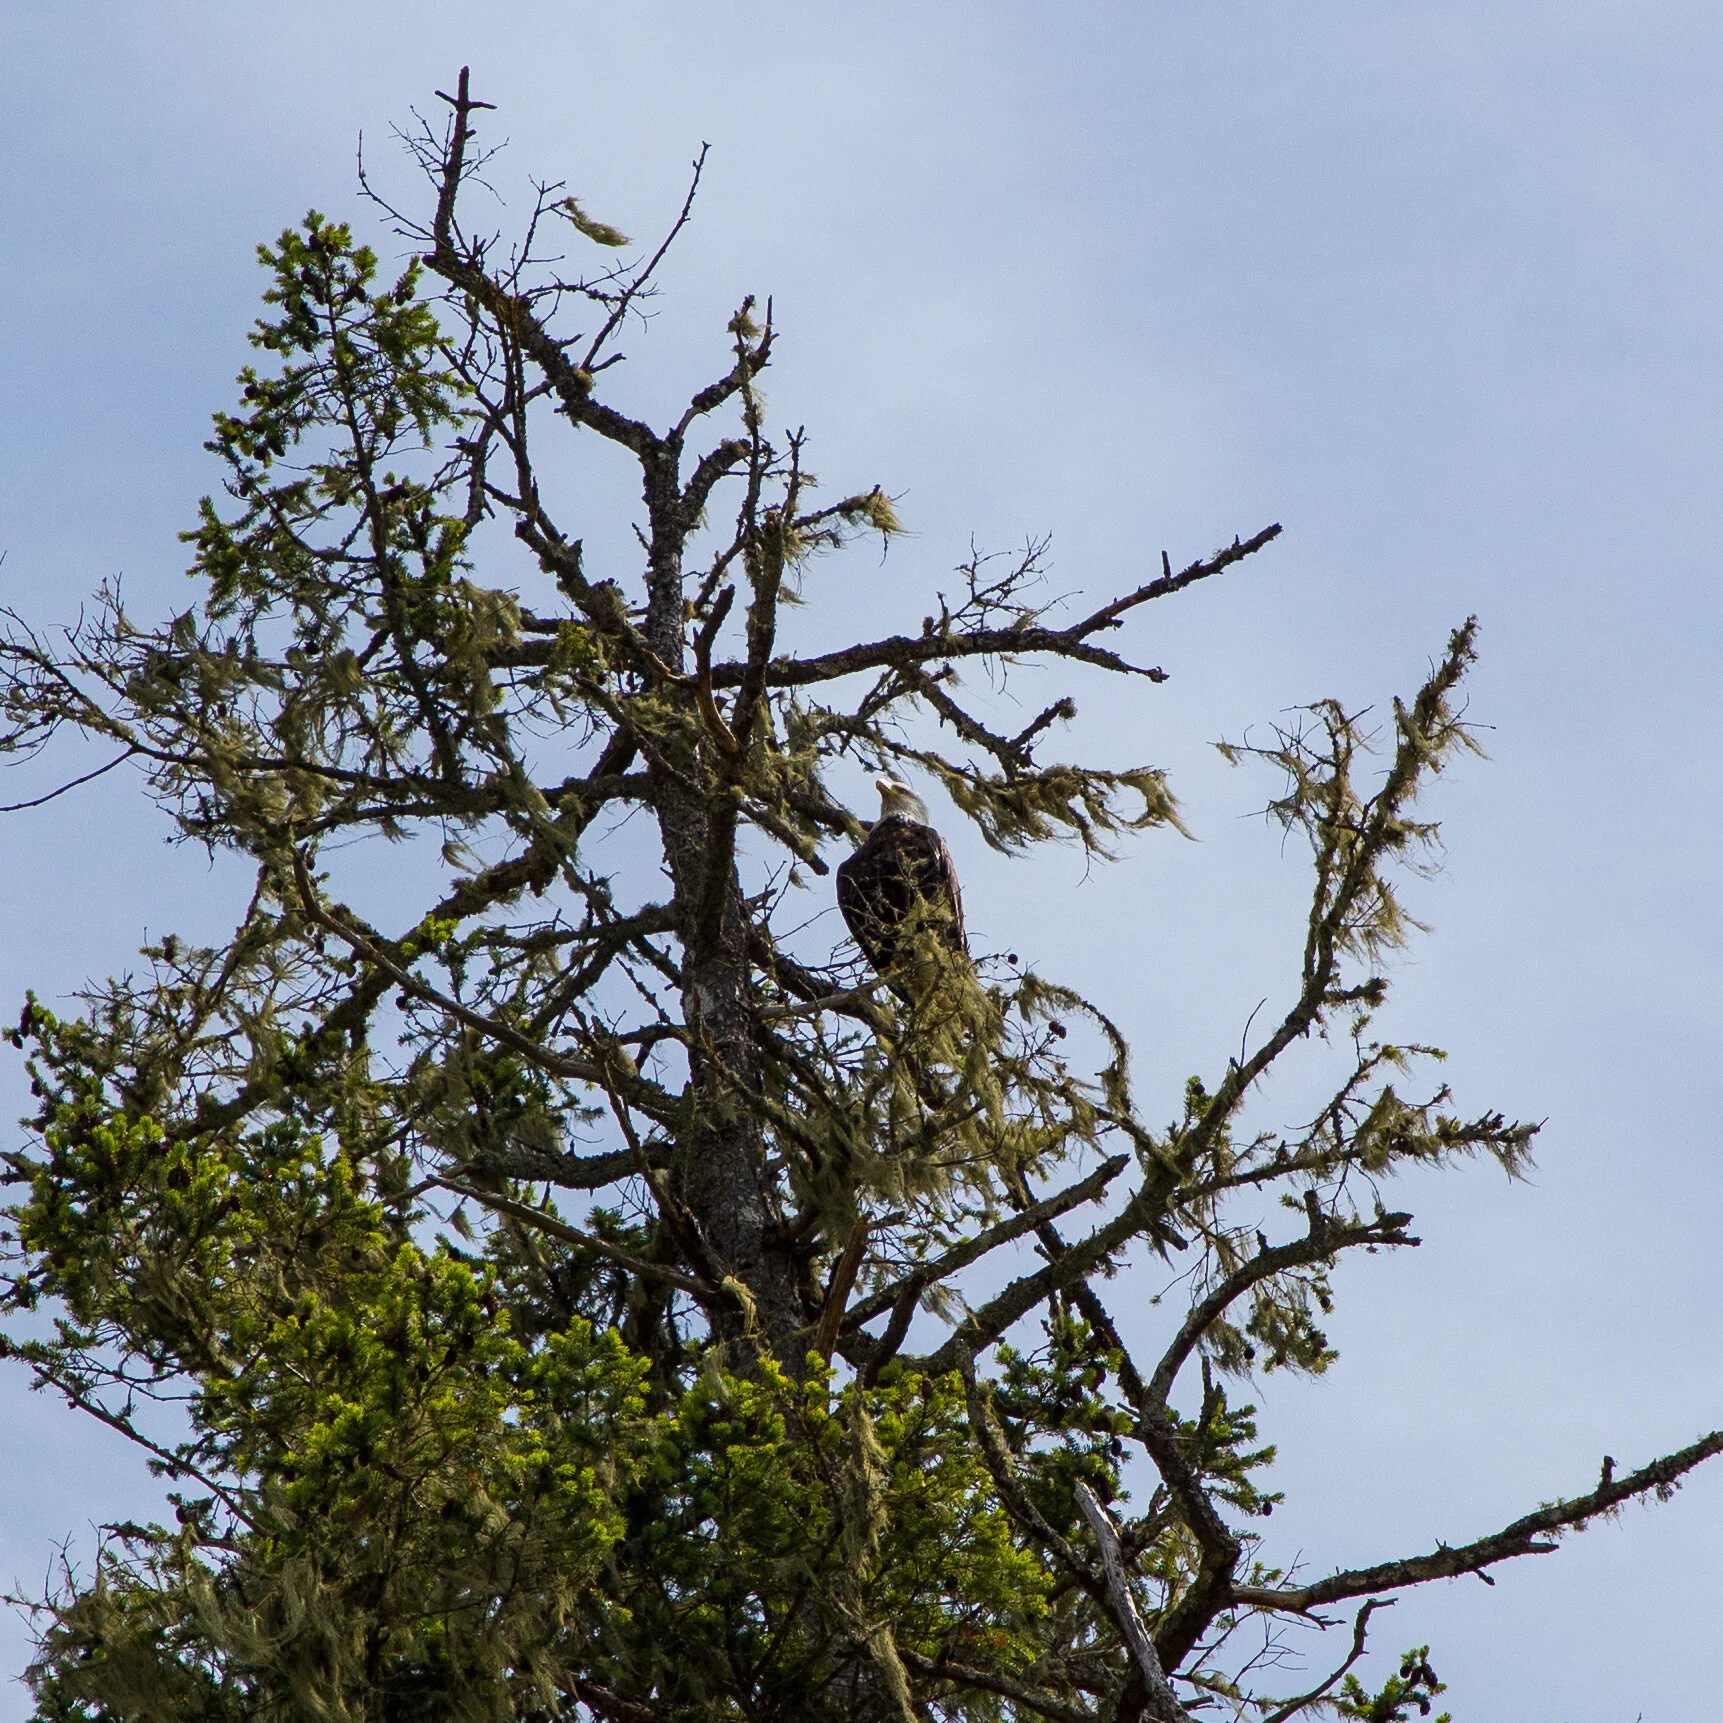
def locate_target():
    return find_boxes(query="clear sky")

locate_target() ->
[1,4,1719,1717]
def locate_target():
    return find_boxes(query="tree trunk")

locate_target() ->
[644,470,803,1352]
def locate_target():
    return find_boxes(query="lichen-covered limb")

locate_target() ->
[914,628,1516,1398]
[1232,1431,1723,1613]
[842,1155,1129,1334]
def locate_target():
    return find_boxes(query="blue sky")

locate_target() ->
[1,4,1719,1717]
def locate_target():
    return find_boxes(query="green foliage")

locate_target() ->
[605,1363,1051,1718]
[11,1087,651,1722]
[1334,1647,1450,1723]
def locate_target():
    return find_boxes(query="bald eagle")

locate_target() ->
[837,777,967,984]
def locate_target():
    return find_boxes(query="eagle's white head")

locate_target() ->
[875,775,932,824]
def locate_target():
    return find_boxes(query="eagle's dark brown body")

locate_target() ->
[836,812,967,976]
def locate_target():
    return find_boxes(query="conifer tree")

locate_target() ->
[0,70,1715,1723]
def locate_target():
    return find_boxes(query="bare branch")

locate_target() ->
[1075,1482,1195,1723]
[813,1216,869,1362]
[434,1177,718,1303]
[0,747,138,812]
[0,1343,260,1534]
[845,1154,1129,1332]
[1146,1209,1416,1406]
[897,1647,1096,1723]
[915,1178,1166,1376]
[706,524,1283,690]
[1257,1600,1391,1723]
[1234,1430,1723,1613]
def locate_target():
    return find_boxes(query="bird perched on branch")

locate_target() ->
[837,776,967,990]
